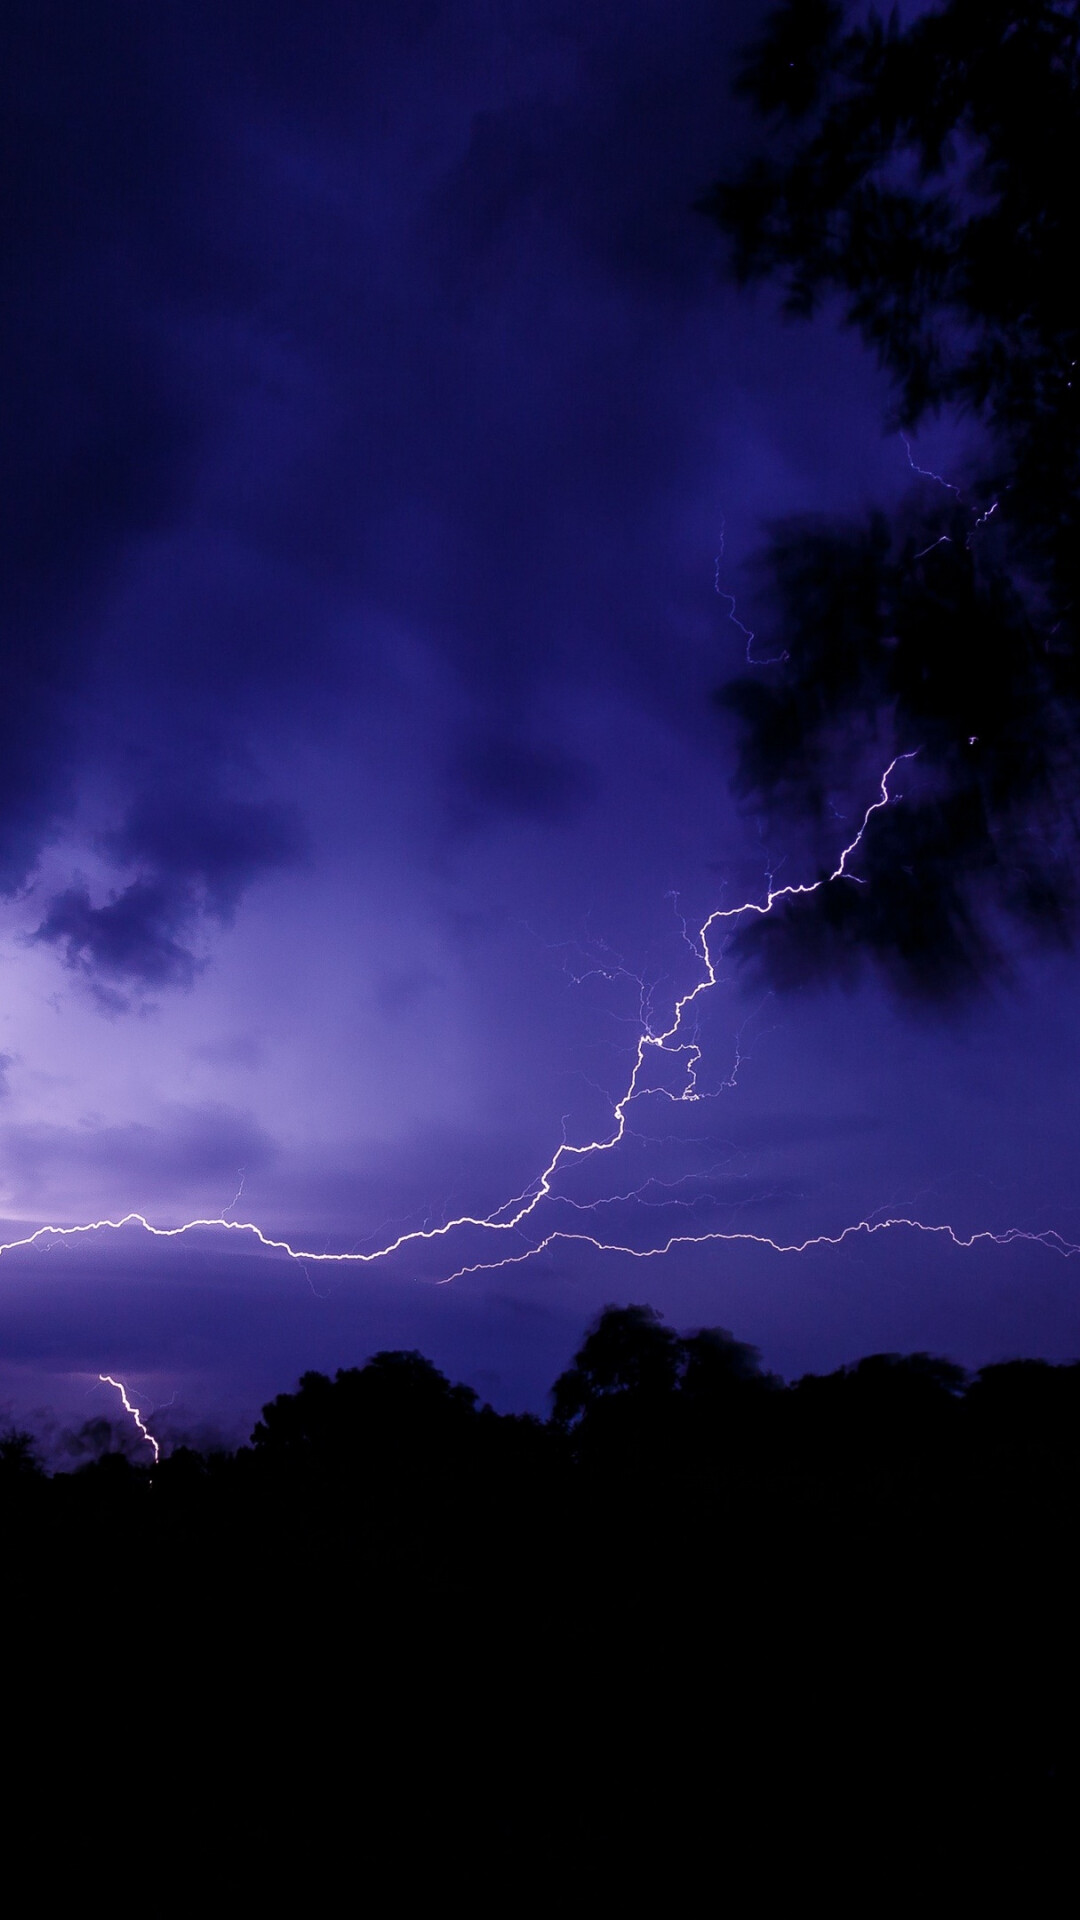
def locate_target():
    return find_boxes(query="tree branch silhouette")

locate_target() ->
[700,0,1080,996]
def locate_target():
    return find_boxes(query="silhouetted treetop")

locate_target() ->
[4,1308,1080,1572]
[965,1355,1080,1457]
[551,1305,683,1428]
[793,1349,968,1438]
[252,1350,480,1476]
[0,1427,44,1483]
[681,1324,775,1398]
[551,1304,778,1461]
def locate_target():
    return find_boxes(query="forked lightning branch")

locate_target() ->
[2,756,1077,1292]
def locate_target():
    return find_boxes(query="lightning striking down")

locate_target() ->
[99,1375,160,1463]
[2,752,1076,1293]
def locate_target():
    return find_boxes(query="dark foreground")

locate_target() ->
[4,1305,1078,1889]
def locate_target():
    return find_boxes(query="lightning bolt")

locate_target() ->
[441,1218,1079,1284]
[715,515,788,665]
[3,751,1070,1297]
[99,1375,160,1463]
[901,433,1000,550]
[901,431,963,499]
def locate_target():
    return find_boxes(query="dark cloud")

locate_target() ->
[0,3,232,888]
[0,6,343,924]
[0,0,860,957]
[431,1,760,294]
[34,797,303,994]
[107,794,305,921]
[34,880,201,993]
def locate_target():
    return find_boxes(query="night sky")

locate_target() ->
[3,0,1078,1451]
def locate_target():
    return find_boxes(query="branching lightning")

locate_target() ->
[901,432,1000,549]
[4,751,1077,1319]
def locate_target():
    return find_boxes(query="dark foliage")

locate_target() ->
[700,0,1080,996]
[0,1425,44,1482]
[4,1304,1080,1875]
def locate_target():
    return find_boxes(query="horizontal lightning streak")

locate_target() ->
[1,756,1064,1289]
[442,1219,1080,1285]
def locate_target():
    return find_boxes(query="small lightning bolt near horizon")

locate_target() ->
[99,1375,160,1463]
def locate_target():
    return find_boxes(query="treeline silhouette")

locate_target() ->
[3,1304,1079,1874]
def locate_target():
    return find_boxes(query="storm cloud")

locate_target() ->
[2,3,1075,1436]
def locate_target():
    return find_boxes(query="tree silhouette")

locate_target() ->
[700,0,1080,996]
[251,1349,480,1478]
[550,1304,683,1429]
[3,1307,1080,1858]
[0,1426,44,1485]
[550,1303,780,1508]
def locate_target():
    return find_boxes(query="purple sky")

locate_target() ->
[2,0,1078,1448]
